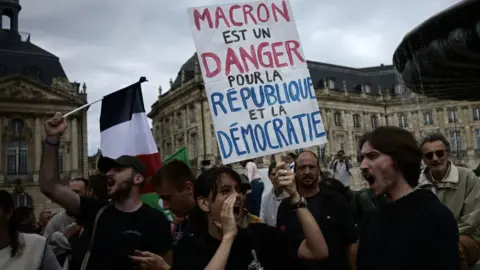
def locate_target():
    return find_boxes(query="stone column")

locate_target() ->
[463,106,471,125]
[464,126,473,150]
[71,118,79,170]
[393,113,398,126]
[82,113,89,177]
[33,117,42,182]
[0,116,3,183]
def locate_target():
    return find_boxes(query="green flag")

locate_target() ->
[140,193,173,221]
[163,147,190,167]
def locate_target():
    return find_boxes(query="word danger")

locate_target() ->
[210,77,315,116]
[217,111,325,159]
[192,1,290,30]
[201,41,304,78]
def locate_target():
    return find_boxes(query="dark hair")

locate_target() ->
[420,133,451,152]
[294,150,322,172]
[71,178,89,189]
[0,190,20,257]
[320,178,352,202]
[268,162,277,175]
[359,126,422,188]
[287,153,297,159]
[239,174,251,194]
[152,160,195,191]
[88,174,108,201]
[189,167,242,235]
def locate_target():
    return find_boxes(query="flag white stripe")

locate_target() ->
[100,112,157,159]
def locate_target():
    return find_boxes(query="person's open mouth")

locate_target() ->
[233,201,242,216]
[107,178,115,188]
[363,172,376,186]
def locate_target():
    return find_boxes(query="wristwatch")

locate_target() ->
[289,197,307,211]
[44,137,59,146]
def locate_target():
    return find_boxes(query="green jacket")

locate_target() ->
[418,163,480,240]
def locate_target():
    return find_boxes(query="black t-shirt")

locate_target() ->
[77,196,172,270]
[357,189,459,270]
[172,218,189,246]
[68,230,90,270]
[172,223,302,270]
[276,188,357,270]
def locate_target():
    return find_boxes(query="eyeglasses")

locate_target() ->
[423,150,445,160]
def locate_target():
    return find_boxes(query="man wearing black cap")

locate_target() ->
[38,113,172,270]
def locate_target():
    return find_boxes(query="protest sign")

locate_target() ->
[188,0,327,164]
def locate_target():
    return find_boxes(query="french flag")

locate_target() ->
[99,79,161,194]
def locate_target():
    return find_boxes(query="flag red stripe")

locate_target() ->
[137,152,162,194]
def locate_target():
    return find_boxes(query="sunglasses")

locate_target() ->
[424,150,445,160]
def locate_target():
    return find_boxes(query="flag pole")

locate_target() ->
[63,98,102,118]
[64,77,147,118]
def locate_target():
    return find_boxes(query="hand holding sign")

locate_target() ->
[275,161,296,201]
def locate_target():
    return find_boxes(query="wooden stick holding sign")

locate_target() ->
[274,154,291,199]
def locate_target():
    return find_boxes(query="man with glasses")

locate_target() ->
[419,133,480,270]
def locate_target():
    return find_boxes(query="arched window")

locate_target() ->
[353,114,361,128]
[6,141,28,175]
[176,111,183,129]
[327,78,335,89]
[398,114,409,128]
[165,142,172,156]
[423,112,433,125]
[189,105,196,123]
[1,13,11,30]
[164,119,170,136]
[10,119,24,134]
[333,112,342,127]
[190,133,198,158]
[177,135,184,148]
[364,84,372,93]
[371,115,378,129]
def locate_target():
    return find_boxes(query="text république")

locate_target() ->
[210,77,315,116]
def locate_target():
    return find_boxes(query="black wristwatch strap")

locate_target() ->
[289,197,307,211]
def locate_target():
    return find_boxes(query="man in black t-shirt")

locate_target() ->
[356,127,459,270]
[38,113,172,270]
[276,151,358,270]
[152,160,197,245]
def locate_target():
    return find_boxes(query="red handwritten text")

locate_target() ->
[193,0,290,31]
[201,40,305,78]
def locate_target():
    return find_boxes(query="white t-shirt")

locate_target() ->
[333,161,350,187]
[246,162,262,182]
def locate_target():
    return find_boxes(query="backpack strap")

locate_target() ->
[80,204,111,270]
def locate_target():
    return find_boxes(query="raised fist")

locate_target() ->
[44,112,67,139]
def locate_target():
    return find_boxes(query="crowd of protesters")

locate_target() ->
[0,113,479,270]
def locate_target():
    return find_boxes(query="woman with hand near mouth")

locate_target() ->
[172,164,328,270]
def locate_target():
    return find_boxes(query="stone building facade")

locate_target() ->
[148,54,480,171]
[0,0,89,216]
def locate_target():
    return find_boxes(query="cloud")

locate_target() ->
[17,0,460,155]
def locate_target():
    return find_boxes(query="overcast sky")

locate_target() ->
[17,0,459,155]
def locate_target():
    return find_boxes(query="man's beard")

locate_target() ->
[108,176,134,201]
[299,174,318,190]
